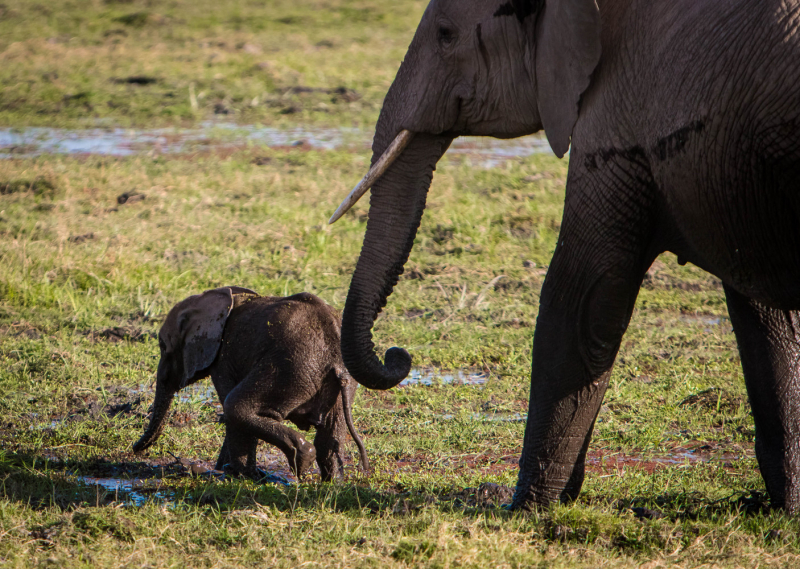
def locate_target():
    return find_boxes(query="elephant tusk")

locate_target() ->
[328,129,414,224]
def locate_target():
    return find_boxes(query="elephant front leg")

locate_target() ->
[724,286,800,513]
[512,160,659,509]
[216,426,258,476]
[513,271,644,508]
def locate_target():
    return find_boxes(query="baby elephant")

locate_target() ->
[132,286,369,481]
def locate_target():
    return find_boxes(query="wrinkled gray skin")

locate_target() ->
[133,287,369,481]
[341,0,800,511]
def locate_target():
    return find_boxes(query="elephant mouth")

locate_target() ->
[328,129,415,224]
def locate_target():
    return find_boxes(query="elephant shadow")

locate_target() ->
[610,489,772,520]
[0,451,396,513]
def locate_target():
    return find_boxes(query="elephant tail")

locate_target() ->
[337,369,370,473]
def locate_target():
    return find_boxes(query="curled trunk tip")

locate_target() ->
[341,132,452,393]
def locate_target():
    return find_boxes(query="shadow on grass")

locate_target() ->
[0,450,420,514]
[6,450,776,525]
[609,488,774,520]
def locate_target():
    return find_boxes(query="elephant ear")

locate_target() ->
[535,0,601,158]
[177,287,238,387]
[224,285,258,296]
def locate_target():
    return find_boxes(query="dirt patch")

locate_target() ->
[392,452,519,477]
[116,191,145,205]
[680,387,743,413]
[84,326,155,343]
[491,214,538,238]
[283,85,361,103]
[585,441,754,475]
[68,232,95,243]
[112,76,158,85]
[66,389,149,422]
[448,482,514,508]
[494,317,532,328]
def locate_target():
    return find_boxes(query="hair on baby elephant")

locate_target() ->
[132,286,369,481]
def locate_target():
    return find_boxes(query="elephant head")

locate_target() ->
[132,286,257,453]
[334,0,601,389]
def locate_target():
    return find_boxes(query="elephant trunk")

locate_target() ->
[341,117,451,389]
[132,378,174,453]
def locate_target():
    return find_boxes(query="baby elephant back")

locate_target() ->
[222,292,343,376]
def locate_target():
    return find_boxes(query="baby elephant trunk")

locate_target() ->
[340,375,370,472]
[132,382,174,453]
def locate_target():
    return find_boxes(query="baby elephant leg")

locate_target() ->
[215,426,258,475]
[223,380,316,477]
[314,413,346,482]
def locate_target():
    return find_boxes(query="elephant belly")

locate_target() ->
[657,156,800,309]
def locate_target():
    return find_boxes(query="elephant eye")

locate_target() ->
[437,25,457,46]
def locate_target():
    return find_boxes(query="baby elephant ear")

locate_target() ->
[178,287,237,387]
[223,285,258,296]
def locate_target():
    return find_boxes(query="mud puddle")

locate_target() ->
[399,368,488,388]
[448,135,553,168]
[71,456,293,507]
[75,476,171,507]
[389,442,753,478]
[0,124,552,166]
[677,314,731,333]
[586,444,754,475]
[433,412,526,423]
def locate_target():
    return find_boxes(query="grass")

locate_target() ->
[0,0,799,567]
[0,145,797,567]
[0,0,427,128]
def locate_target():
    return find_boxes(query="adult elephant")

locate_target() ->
[330,0,800,511]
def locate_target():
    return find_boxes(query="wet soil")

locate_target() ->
[83,326,156,343]
[0,124,552,167]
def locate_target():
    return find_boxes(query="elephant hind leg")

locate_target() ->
[312,393,350,482]
[223,378,317,478]
[724,285,800,512]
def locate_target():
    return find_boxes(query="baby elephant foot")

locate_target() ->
[287,439,317,477]
[221,462,260,480]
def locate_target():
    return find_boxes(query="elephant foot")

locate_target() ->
[509,486,555,511]
[286,440,317,477]
[317,458,344,482]
[220,462,259,479]
[511,455,589,511]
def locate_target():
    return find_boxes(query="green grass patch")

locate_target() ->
[0,0,428,128]
[0,144,797,567]
[0,0,798,565]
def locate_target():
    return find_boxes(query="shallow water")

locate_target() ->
[677,314,730,333]
[0,123,552,166]
[435,412,526,423]
[399,368,488,388]
[587,446,753,475]
[76,468,291,506]
[177,384,218,405]
[77,476,170,507]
